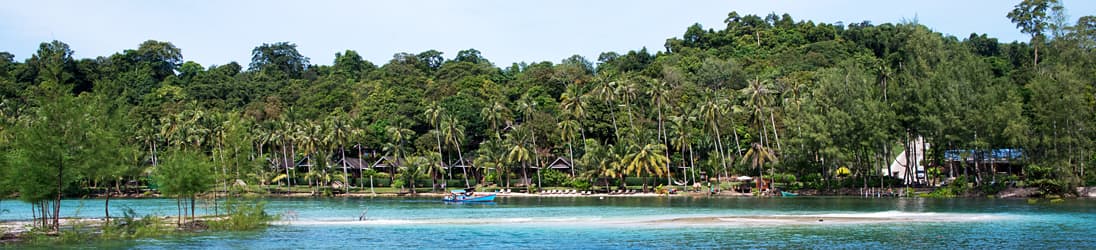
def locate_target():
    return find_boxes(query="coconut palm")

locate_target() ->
[294,120,322,190]
[558,119,580,176]
[742,142,777,194]
[481,99,512,141]
[645,77,672,185]
[669,114,699,185]
[621,143,670,192]
[516,95,543,186]
[423,151,446,191]
[560,83,589,144]
[441,114,470,187]
[384,124,414,179]
[742,77,781,152]
[474,139,507,188]
[615,77,640,139]
[424,101,447,188]
[586,75,620,140]
[504,125,533,188]
[324,111,353,192]
[399,155,429,194]
[698,92,732,180]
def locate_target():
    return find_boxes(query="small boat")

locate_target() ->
[443,188,497,202]
[780,191,799,197]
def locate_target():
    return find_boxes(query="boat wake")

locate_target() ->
[278,211,1013,227]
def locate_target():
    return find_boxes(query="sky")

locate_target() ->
[2,0,1094,68]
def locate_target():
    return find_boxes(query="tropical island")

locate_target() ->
[0,0,1093,246]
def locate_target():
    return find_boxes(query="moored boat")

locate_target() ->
[780,191,799,197]
[443,188,497,202]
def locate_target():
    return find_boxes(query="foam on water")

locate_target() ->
[278,210,1014,228]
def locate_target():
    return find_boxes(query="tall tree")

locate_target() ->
[1008,0,1063,67]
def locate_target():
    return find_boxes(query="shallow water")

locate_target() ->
[3,196,1094,249]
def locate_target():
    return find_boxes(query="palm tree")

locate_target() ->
[558,119,580,176]
[596,144,627,190]
[324,111,353,193]
[516,96,543,186]
[481,99,512,141]
[385,124,414,180]
[474,139,507,188]
[560,83,589,144]
[505,126,533,188]
[441,114,470,187]
[621,143,670,192]
[742,77,781,152]
[423,151,446,191]
[645,78,672,185]
[615,77,640,140]
[295,120,324,191]
[424,101,447,189]
[400,155,429,194]
[587,75,621,140]
[698,92,731,181]
[669,114,699,185]
[742,142,777,194]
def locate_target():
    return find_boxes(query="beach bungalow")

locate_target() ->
[545,157,574,175]
[943,148,1024,180]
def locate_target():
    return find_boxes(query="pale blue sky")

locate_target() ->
[2,0,1093,67]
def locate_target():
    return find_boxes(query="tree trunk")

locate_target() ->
[712,121,729,183]
[435,129,445,191]
[689,144,697,186]
[341,146,349,193]
[531,134,541,188]
[769,110,782,152]
[105,185,111,224]
[282,144,291,188]
[190,195,196,223]
[54,156,63,232]
[607,100,620,141]
[568,142,576,176]
[521,162,529,189]
[177,198,182,226]
[457,144,469,188]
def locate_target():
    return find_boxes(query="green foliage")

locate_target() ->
[101,207,175,239]
[0,7,1093,215]
[154,150,216,198]
[208,200,274,231]
[1024,164,1073,196]
[570,179,592,190]
[539,169,573,187]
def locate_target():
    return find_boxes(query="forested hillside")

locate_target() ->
[1,1,1093,220]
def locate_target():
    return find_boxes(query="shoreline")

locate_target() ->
[72,186,1096,200]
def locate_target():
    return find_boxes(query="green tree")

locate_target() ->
[250,42,310,78]
[154,149,215,226]
[1007,0,1063,67]
[620,143,670,192]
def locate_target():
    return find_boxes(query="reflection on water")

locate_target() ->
[2,196,1094,249]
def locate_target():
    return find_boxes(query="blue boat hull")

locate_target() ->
[444,193,497,202]
[780,191,798,197]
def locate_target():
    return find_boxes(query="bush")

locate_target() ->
[539,169,573,187]
[208,200,275,231]
[1025,164,1074,197]
[570,179,592,190]
[101,207,175,240]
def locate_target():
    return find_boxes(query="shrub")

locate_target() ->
[208,200,275,231]
[539,169,572,187]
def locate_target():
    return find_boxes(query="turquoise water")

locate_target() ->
[3,196,1094,249]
